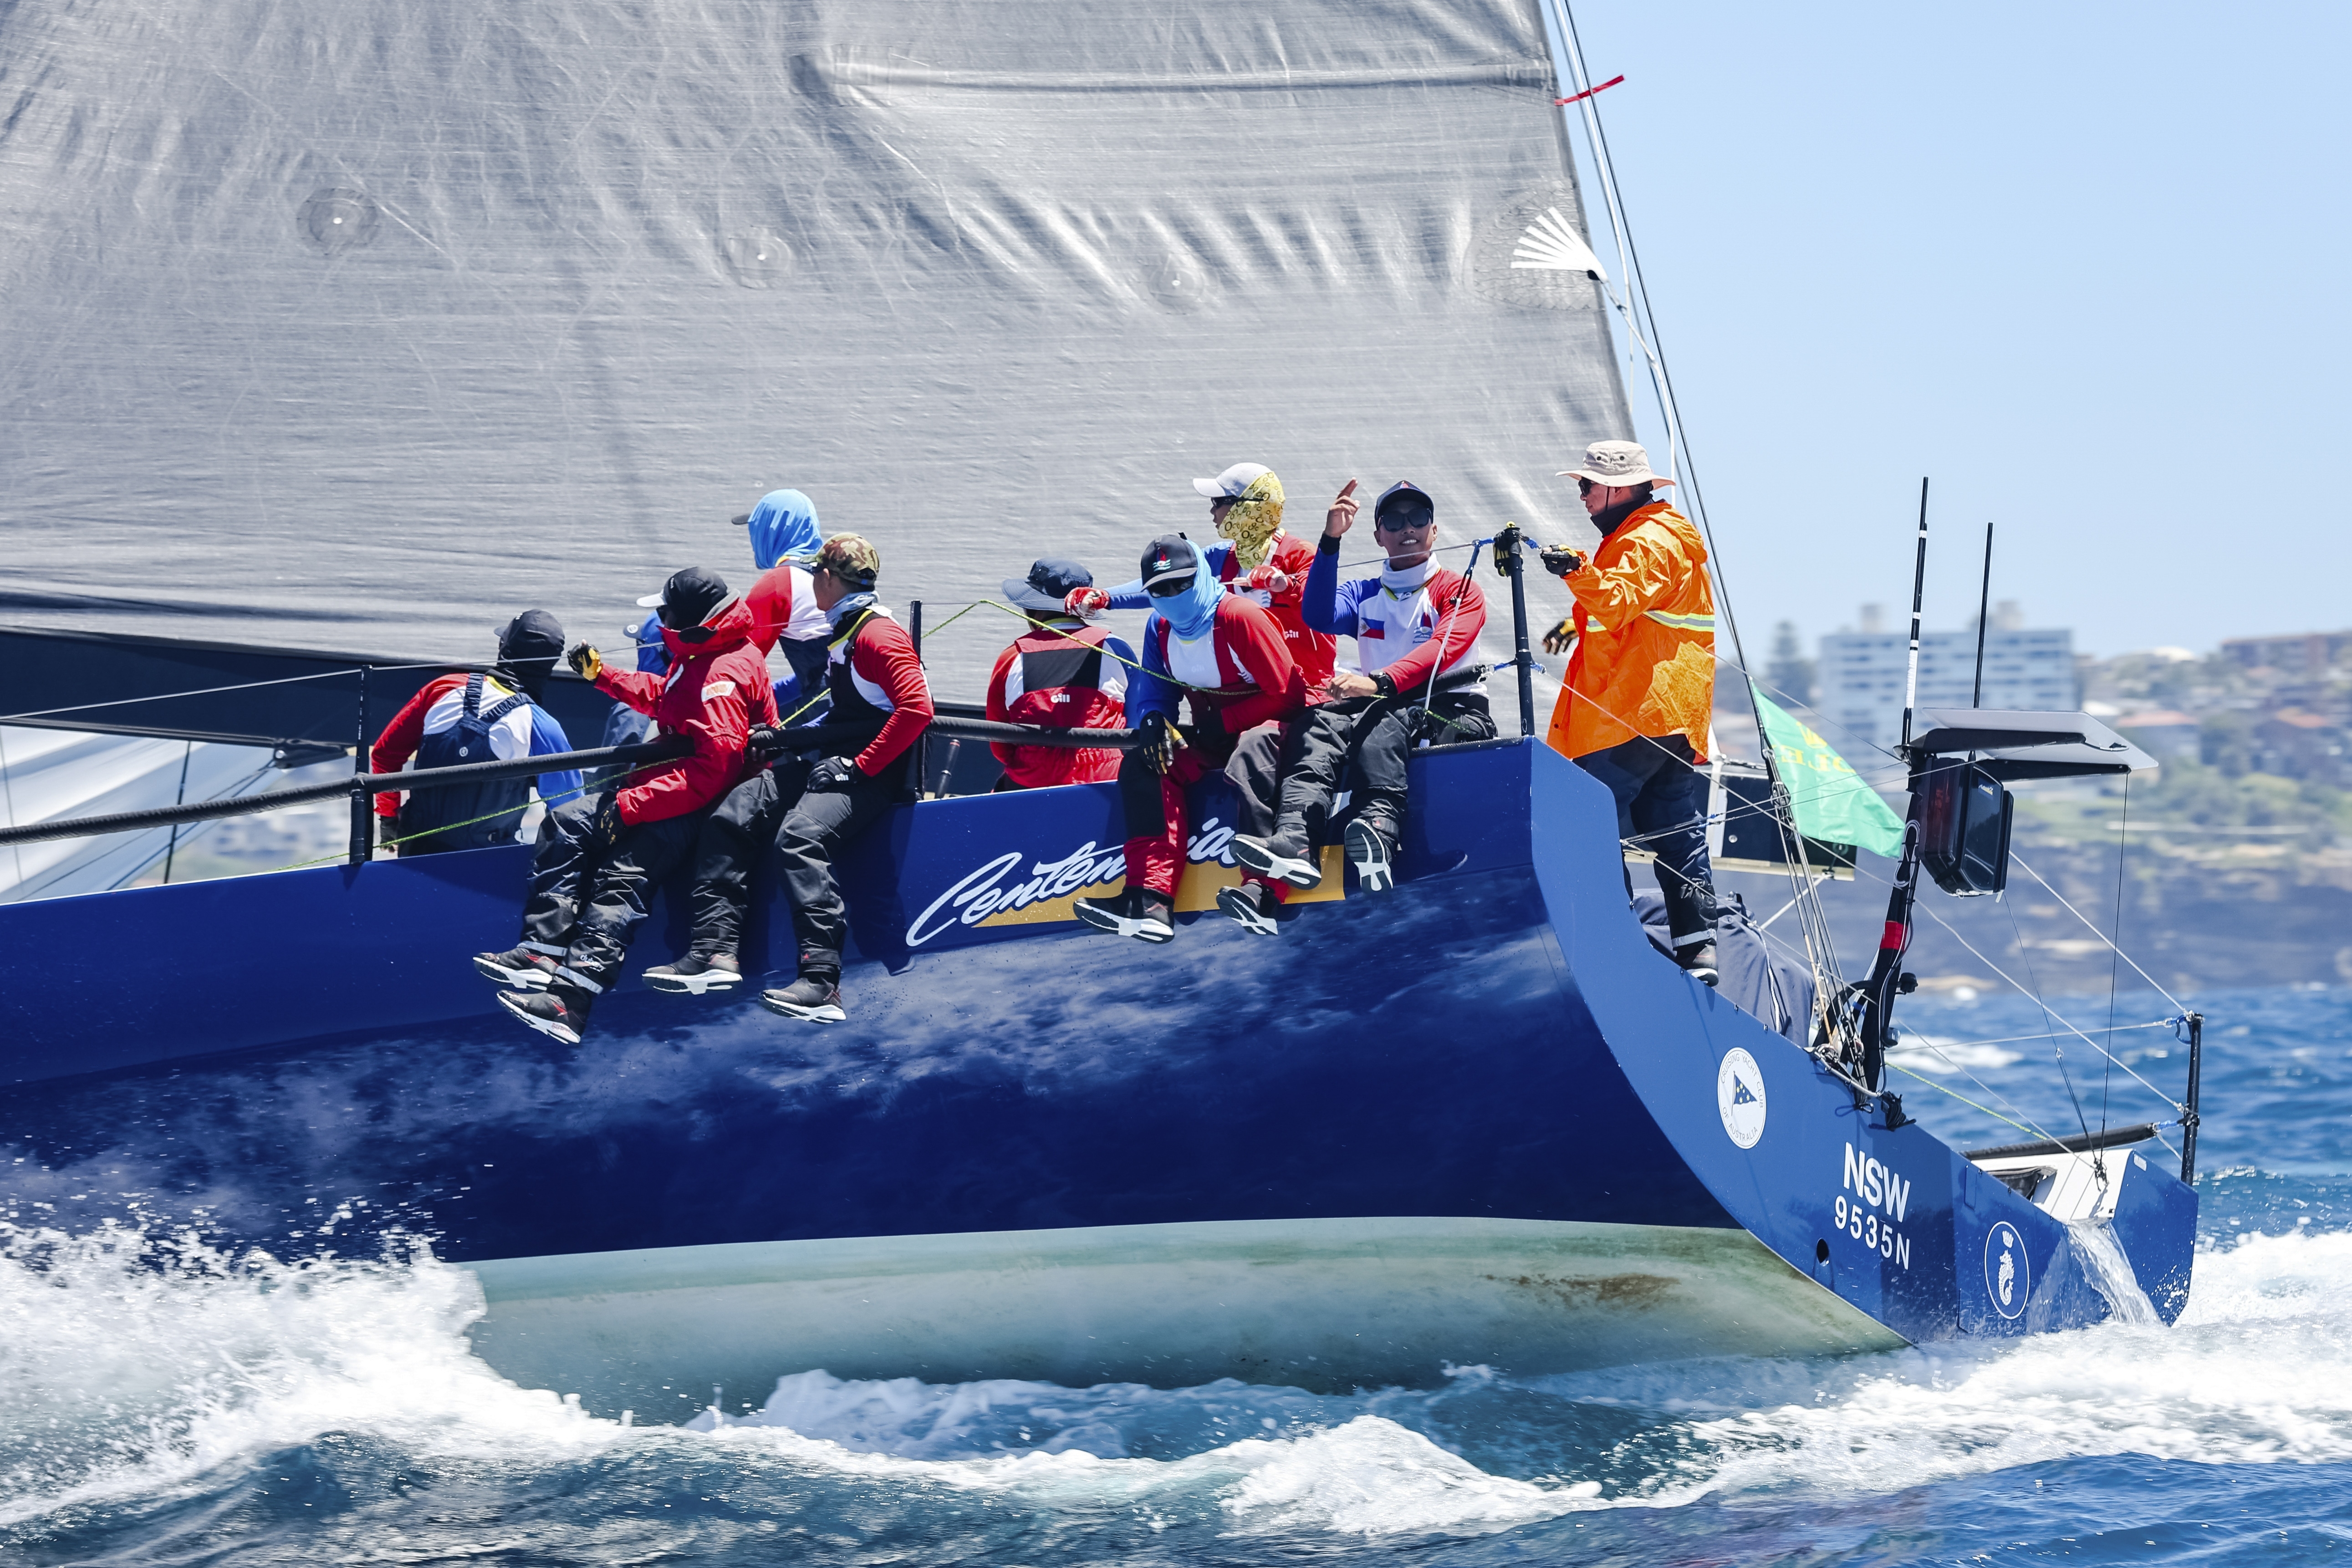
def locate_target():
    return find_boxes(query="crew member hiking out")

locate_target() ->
[605,488,830,755]
[642,535,932,1023]
[471,567,778,1044]
[985,558,1133,790]
[1074,534,1306,942]
[1540,440,1722,985]
[1232,479,1493,903]
[369,610,583,855]
[1083,463,1336,694]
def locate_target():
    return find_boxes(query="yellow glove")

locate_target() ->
[566,642,603,680]
[1541,617,1577,657]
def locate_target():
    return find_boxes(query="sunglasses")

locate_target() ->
[1376,510,1434,532]
[1145,574,1194,598]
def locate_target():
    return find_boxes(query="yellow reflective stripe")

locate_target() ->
[1643,609,1716,632]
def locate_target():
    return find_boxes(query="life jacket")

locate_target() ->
[398,674,538,853]
[824,607,915,791]
[1003,623,1126,731]
[996,622,1127,788]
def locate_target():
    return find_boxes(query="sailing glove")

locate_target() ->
[1541,617,1578,656]
[1063,586,1110,616]
[807,755,862,791]
[584,792,625,850]
[1137,711,1183,775]
[1538,545,1585,579]
[566,642,603,681]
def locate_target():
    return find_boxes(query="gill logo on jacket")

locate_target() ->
[702,679,737,701]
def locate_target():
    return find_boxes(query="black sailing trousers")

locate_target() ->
[519,792,704,989]
[684,757,896,977]
[1270,691,1495,848]
[1573,731,1720,951]
[686,758,813,961]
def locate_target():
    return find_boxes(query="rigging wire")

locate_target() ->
[2006,850,2189,1015]
[2000,894,2098,1145]
[2102,774,2133,1140]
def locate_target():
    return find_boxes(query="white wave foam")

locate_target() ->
[0,1219,614,1526]
[1600,1229,2352,1507]
[7,1218,2350,1543]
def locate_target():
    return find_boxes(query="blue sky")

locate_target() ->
[1546,1,2345,658]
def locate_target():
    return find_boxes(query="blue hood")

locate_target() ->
[1154,563,1225,642]
[745,489,822,571]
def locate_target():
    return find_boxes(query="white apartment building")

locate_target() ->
[1816,603,2075,756]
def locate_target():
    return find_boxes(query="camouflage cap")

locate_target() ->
[814,532,881,589]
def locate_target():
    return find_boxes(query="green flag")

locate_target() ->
[1750,686,1906,859]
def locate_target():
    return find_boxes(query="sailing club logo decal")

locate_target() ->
[1984,1220,2030,1319]
[1715,1048,1766,1149]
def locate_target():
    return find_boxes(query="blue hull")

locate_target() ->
[0,742,2194,1407]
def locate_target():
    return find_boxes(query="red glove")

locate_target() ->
[1064,586,1110,616]
[1243,565,1292,594]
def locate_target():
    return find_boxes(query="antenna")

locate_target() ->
[1898,479,1929,751]
[1971,522,1994,709]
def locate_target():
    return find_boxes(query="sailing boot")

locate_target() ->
[474,943,558,990]
[1074,887,1175,943]
[643,952,743,995]
[1677,942,1721,988]
[1344,815,1399,894]
[1231,830,1322,891]
[761,961,846,1024]
[1216,878,1285,937]
[498,977,595,1045]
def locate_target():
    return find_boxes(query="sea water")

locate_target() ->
[5,985,2347,1564]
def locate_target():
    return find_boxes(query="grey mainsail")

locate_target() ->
[0,0,1629,702]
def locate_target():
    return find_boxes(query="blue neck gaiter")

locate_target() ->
[1155,567,1224,642]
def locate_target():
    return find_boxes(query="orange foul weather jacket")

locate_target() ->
[1543,500,1717,762]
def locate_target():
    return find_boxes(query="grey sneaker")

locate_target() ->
[1074,888,1175,943]
[1231,834,1322,891]
[474,945,558,990]
[643,952,742,995]
[760,974,846,1023]
[498,982,593,1045]
[1216,880,1284,937]
[1344,817,1398,893]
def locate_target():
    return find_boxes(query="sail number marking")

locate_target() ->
[1834,1142,1913,1270]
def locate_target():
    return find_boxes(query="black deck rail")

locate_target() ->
[0,713,1159,864]
[0,736,694,854]
[1961,1123,2160,1162]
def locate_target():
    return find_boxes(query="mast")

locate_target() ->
[1857,486,1932,1118]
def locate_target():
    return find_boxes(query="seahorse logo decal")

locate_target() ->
[1984,1221,2030,1320]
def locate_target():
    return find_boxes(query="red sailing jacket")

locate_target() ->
[984,620,1129,788]
[1217,532,1336,693]
[1131,596,1306,737]
[592,596,780,824]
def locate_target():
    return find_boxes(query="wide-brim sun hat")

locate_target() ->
[1556,439,1674,488]
[1003,556,1097,615]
